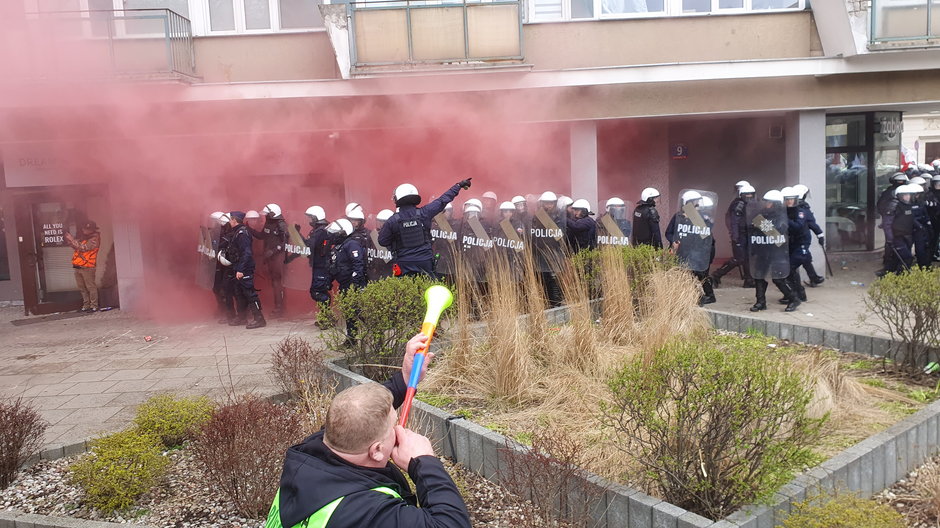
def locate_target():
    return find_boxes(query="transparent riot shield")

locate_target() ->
[597,202,631,247]
[530,206,566,272]
[673,190,717,272]
[367,229,394,281]
[195,224,217,289]
[458,214,494,282]
[282,216,312,291]
[431,212,459,277]
[746,200,790,280]
[493,217,525,254]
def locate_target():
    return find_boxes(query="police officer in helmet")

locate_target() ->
[712,182,756,288]
[221,211,267,329]
[633,187,663,248]
[248,204,289,317]
[329,218,367,345]
[299,206,333,326]
[378,179,472,278]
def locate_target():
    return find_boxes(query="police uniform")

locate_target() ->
[912,197,934,268]
[786,204,811,303]
[304,224,333,305]
[529,205,567,307]
[215,222,237,323]
[229,220,266,329]
[633,201,662,248]
[378,183,465,278]
[665,209,716,304]
[331,232,367,343]
[711,196,752,286]
[797,200,825,285]
[566,215,597,253]
[249,216,289,316]
[883,199,916,273]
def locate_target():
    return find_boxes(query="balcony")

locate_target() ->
[11,9,197,82]
[870,0,940,47]
[322,0,525,77]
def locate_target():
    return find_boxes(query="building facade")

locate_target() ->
[0,0,938,314]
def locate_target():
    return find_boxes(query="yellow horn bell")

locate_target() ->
[423,285,454,327]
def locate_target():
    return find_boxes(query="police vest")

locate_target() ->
[264,486,402,528]
[71,235,100,268]
[397,215,430,250]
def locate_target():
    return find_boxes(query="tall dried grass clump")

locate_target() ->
[598,246,635,344]
[635,267,712,355]
[557,256,597,374]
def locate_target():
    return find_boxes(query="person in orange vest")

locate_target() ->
[64,221,101,313]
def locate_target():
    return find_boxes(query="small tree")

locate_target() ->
[192,396,303,518]
[0,398,47,489]
[863,267,940,375]
[601,337,826,519]
[329,275,442,381]
[269,336,330,399]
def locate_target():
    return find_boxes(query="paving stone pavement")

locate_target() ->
[0,306,326,450]
[707,256,893,340]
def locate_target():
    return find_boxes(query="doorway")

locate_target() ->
[13,187,113,315]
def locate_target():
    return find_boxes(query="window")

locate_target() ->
[204,0,324,33]
[529,0,801,21]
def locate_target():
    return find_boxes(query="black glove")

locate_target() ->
[457,178,472,190]
[293,223,302,233]
[817,234,825,247]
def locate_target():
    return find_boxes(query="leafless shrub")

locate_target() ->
[0,397,47,489]
[269,336,330,399]
[192,395,304,518]
[499,424,607,528]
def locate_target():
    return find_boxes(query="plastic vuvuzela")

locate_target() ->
[398,285,453,427]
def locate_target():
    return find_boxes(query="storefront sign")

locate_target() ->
[671,143,689,160]
[879,115,903,142]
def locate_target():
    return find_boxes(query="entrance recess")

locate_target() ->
[13,188,112,315]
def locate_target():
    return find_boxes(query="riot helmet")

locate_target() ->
[375,209,393,229]
[762,190,784,204]
[571,199,593,217]
[328,218,354,237]
[681,190,703,205]
[641,187,660,203]
[910,176,927,187]
[734,180,750,190]
[605,197,627,220]
[739,183,757,199]
[262,204,282,218]
[890,172,910,184]
[792,184,809,200]
[305,206,326,225]
[394,184,421,207]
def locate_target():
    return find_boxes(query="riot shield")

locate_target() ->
[493,218,525,253]
[530,207,566,272]
[367,229,394,281]
[674,190,717,272]
[597,211,630,247]
[282,216,313,291]
[458,214,494,281]
[195,224,216,289]
[431,212,459,277]
[746,201,790,280]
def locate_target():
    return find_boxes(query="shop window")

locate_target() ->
[0,207,9,281]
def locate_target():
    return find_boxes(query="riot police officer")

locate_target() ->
[249,204,289,317]
[378,179,472,277]
[345,203,371,251]
[530,191,566,307]
[222,211,267,329]
[511,195,530,227]
[493,201,526,282]
[783,187,810,308]
[457,199,491,288]
[926,174,940,261]
[212,212,238,324]
[748,191,798,312]
[566,199,597,253]
[431,202,459,284]
[791,184,825,286]
[300,206,333,324]
[596,197,631,247]
[883,184,921,273]
[712,183,756,288]
[909,177,934,268]
[328,219,367,344]
[633,188,663,248]
[665,190,717,306]
[367,209,395,281]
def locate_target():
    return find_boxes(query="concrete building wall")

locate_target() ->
[187,12,821,83]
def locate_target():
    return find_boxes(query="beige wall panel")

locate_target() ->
[524,12,816,69]
[411,7,465,61]
[355,10,409,63]
[193,32,339,82]
[468,4,521,57]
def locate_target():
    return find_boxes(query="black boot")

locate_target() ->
[742,278,756,288]
[246,301,267,329]
[228,313,247,326]
[785,298,801,312]
[750,281,767,312]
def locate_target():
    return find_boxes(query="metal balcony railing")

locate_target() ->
[870,0,940,44]
[346,0,524,69]
[15,9,196,81]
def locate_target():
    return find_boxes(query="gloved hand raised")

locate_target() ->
[457,178,472,190]
[294,223,302,233]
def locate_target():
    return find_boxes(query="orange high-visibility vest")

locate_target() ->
[72,234,100,268]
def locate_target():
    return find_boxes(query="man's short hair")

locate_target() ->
[324,382,393,454]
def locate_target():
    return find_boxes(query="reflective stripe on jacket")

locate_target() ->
[265,486,402,528]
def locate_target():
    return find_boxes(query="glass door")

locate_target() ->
[14,189,112,315]
[825,114,872,252]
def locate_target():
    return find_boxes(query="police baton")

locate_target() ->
[889,243,911,272]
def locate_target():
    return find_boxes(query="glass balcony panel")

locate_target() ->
[411,7,465,61]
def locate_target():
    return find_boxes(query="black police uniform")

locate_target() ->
[378,183,466,278]
[712,196,752,286]
[330,232,367,342]
[664,210,716,304]
[303,223,333,304]
[912,197,934,268]
[882,199,917,273]
[786,204,811,304]
[229,223,266,328]
[796,200,824,284]
[925,184,940,260]
[633,200,662,248]
[566,214,597,252]
[213,223,236,322]
[249,216,289,315]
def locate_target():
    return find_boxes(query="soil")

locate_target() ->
[0,449,570,528]
[879,454,940,528]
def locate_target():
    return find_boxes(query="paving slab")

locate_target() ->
[0,306,325,450]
